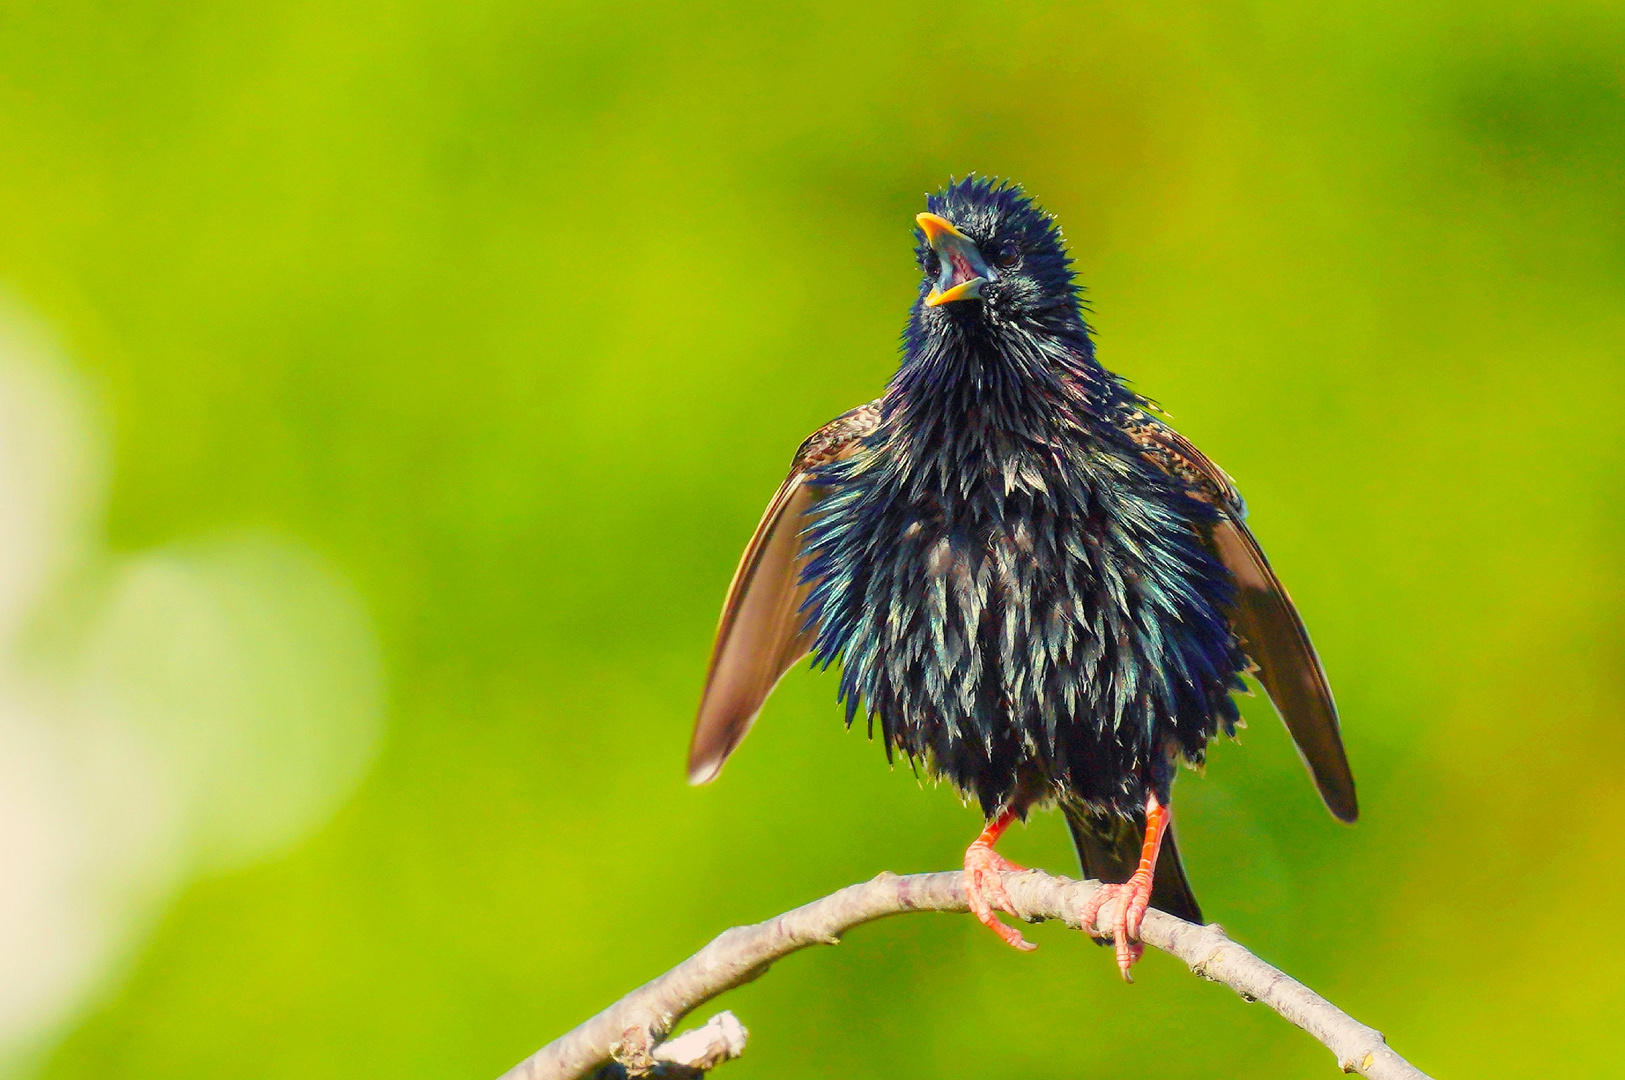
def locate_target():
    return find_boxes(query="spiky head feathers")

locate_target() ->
[912,176,1084,334]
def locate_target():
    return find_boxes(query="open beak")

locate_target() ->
[917,212,994,307]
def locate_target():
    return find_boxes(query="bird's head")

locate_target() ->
[911,177,1083,338]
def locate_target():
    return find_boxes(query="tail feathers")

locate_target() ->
[1064,805,1203,925]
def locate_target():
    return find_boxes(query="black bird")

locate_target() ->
[688,177,1355,978]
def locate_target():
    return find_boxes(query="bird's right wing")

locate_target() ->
[1122,410,1358,823]
[687,401,881,785]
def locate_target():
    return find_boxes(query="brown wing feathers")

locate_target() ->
[687,403,880,784]
[693,403,1356,823]
[1125,411,1358,822]
[1211,517,1357,821]
[687,477,819,784]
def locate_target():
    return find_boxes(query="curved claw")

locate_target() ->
[1078,871,1155,981]
[963,844,1036,951]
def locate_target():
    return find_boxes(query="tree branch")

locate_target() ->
[501,870,1430,1080]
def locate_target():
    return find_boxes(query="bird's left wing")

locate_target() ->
[1122,409,1358,823]
[687,401,881,785]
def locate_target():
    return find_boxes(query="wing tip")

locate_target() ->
[686,756,722,786]
[687,702,756,786]
[1321,783,1359,824]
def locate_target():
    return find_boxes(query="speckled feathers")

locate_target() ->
[689,176,1355,840]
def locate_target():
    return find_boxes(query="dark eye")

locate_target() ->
[923,250,941,276]
[995,240,1021,269]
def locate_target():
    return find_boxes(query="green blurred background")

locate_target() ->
[0,0,1621,1076]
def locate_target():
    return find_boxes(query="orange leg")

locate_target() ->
[1077,791,1170,981]
[962,809,1037,952]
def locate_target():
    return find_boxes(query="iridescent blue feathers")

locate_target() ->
[689,175,1354,832]
[798,177,1247,815]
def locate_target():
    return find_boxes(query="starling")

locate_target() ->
[688,177,1355,978]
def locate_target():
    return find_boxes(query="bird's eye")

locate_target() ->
[995,240,1021,269]
[923,250,941,276]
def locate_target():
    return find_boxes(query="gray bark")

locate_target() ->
[501,870,1429,1080]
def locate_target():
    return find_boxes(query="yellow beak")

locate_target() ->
[916,212,969,244]
[916,212,992,307]
[925,279,983,307]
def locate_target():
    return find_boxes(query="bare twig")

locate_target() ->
[584,1012,748,1080]
[501,870,1429,1080]
[650,1011,747,1071]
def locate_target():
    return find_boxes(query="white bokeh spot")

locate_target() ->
[0,297,384,1073]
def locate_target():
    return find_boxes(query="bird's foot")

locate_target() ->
[1079,871,1154,981]
[962,842,1036,952]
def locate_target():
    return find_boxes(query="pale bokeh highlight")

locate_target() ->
[0,301,383,1074]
